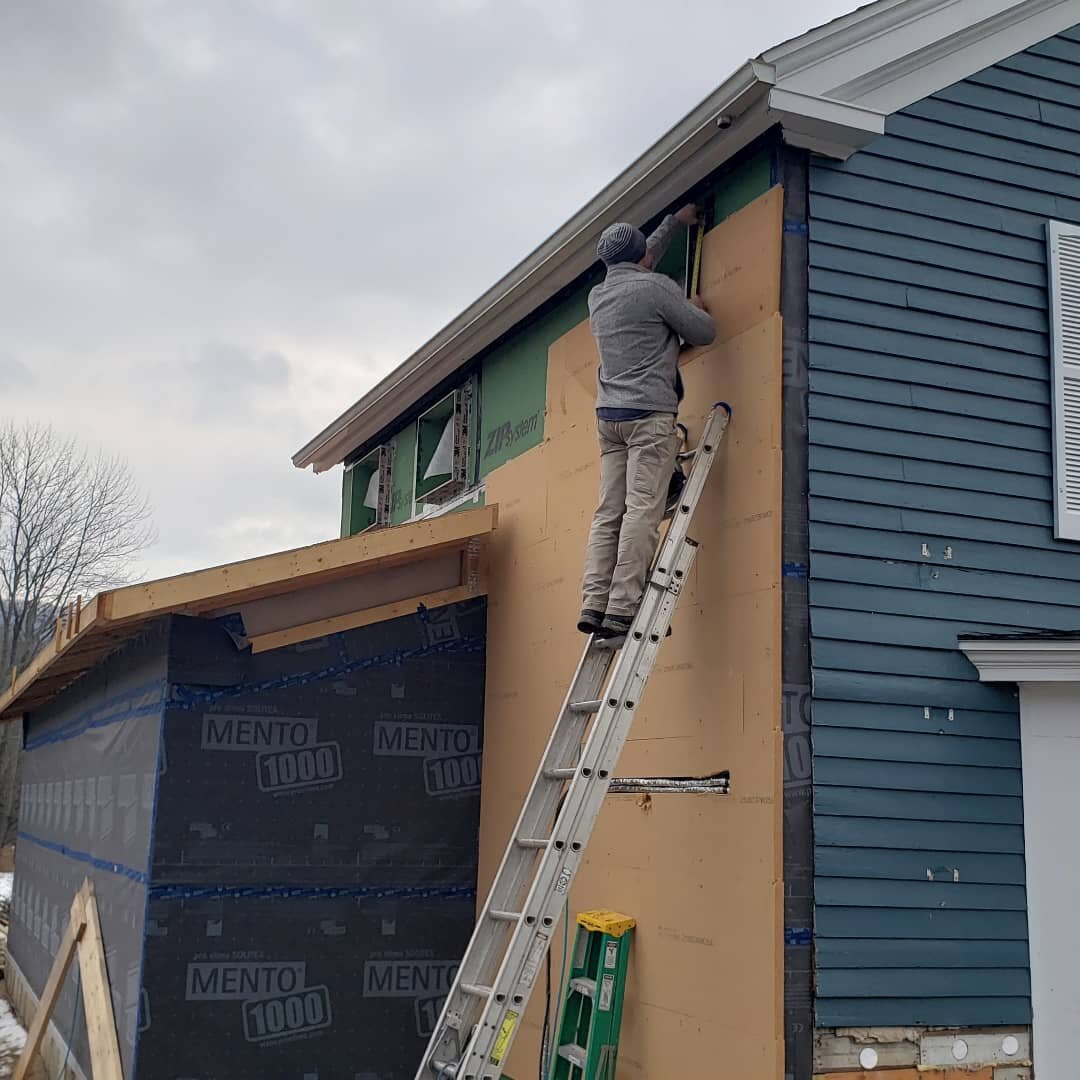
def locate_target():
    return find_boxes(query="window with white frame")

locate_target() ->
[1047,221,1080,541]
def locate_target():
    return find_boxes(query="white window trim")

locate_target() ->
[960,634,1080,1080]
[961,638,1080,683]
[1046,220,1080,542]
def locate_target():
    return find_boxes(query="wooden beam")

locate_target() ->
[249,582,485,654]
[14,888,87,1080]
[107,504,497,620]
[77,882,123,1080]
[0,505,498,722]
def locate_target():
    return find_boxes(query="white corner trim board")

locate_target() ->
[960,639,1080,682]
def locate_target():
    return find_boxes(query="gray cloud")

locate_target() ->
[0,0,852,579]
[0,354,32,391]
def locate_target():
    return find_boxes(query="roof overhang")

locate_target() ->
[961,637,1080,683]
[0,505,498,722]
[293,62,776,472]
[294,0,1080,473]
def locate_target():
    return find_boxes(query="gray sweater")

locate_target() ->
[588,215,716,415]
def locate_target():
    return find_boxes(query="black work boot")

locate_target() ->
[577,609,605,635]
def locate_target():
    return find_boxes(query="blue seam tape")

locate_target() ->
[782,562,809,579]
[24,678,168,751]
[147,883,477,901]
[169,635,484,710]
[17,830,148,884]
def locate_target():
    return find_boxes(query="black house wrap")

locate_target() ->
[7,597,487,1078]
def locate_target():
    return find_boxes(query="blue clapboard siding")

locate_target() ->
[808,26,1080,1029]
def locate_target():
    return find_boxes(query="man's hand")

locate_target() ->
[674,203,701,227]
[690,295,709,311]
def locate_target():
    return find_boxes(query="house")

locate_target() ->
[0,513,497,1078]
[293,0,1080,1076]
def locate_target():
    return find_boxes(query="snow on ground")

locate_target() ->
[0,872,27,1078]
[0,995,26,1078]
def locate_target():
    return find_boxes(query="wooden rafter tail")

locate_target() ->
[74,595,82,635]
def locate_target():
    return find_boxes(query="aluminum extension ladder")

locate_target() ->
[417,402,732,1080]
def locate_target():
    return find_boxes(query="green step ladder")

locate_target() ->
[549,910,635,1080]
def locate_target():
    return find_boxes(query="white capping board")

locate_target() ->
[960,639,1080,682]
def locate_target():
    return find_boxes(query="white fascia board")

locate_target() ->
[293,64,774,473]
[768,88,886,158]
[960,639,1080,682]
[772,0,1027,97]
[832,0,1080,113]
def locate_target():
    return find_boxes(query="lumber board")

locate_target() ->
[107,504,497,619]
[76,884,122,1080]
[13,890,86,1080]
[0,505,498,722]
[249,583,482,653]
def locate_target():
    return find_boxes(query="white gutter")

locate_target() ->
[293,60,775,472]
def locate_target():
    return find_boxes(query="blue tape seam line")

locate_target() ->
[24,677,168,752]
[147,883,477,901]
[16,832,477,902]
[782,562,809,579]
[131,709,167,1078]
[169,634,485,710]
[783,221,809,235]
[784,927,813,946]
[17,830,148,885]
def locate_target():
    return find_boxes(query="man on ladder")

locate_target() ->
[578,204,715,641]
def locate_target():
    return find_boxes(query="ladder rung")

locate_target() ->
[569,976,596,999]
[516,837,549,849]
[489,909,521,922]
[461,982,492,998]
[543,766,576,781]
[558,1043,588,1068]
[570,698,603,713]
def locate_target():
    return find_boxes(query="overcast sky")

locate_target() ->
[1,0,853,582]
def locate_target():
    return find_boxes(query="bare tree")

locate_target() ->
[0,422,156,844]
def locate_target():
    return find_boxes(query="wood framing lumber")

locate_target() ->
[249,583,482,653]
[77,883,123,1080]
[14,886,87,1080]
[0,505,498,722]
[13,880,123,1080]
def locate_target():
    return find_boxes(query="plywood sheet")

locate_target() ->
[697,184,783,344]
[481,186,784,1079]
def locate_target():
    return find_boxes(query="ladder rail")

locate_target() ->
[424,636,613,1065]
[417,404,730,1079]
[454,540,697,1077]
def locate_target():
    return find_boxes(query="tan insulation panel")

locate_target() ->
[480,186,784,1078]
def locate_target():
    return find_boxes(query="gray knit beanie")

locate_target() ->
[597,222,647,266]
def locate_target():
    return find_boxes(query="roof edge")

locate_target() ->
[0,505,499,722]
[292,60,774,472]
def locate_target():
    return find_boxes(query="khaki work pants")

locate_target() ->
[580,413,680,618]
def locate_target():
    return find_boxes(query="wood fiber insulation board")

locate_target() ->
[480,187,785,1079]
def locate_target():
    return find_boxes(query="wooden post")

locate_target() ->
[12,879,124,1080]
